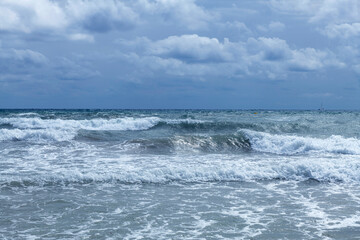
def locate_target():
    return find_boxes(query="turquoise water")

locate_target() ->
[1,110,360,239]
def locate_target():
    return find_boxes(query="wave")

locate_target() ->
[1,117,360,156]
[0,128,75,142]
[118,134,251,154]
[0,116,311,133]
[0,117,160,131]
[152,120,310,134]
[76,129,360,155]
[0,117,161,142]
[11,112,40,117]
[2,155,360,186]
[242,129,360,155]
[0,117,212,142]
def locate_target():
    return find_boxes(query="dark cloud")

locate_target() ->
[0,0,359,108]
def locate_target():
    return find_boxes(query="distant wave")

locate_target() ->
[151,120,310,134]
[0,117,161,131]
[11,112,40,117]
[0,117,161,142]
[0,116,310,132]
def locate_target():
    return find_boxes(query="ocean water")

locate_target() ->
[1,109,360,239]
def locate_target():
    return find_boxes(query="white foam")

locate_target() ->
[0,117,161,141]
[11,112,40,117]
[164,119,207,124]
[2,152,360,184]
[0,117,160,131]
[0,128,75,142]
[242,129,360,155]
[0,117,212,142]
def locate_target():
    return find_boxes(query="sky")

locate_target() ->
[0,0,360,109]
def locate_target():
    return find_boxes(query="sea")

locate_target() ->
[1,109,360,239]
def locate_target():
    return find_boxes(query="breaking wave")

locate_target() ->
[0,117,161,142]
[2,154,360,186]
[1,116,360,156]
[242,129,360,155]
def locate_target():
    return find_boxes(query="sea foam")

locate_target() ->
[242,129,360,155]
[2,154,360,185]
[0,117,161,141]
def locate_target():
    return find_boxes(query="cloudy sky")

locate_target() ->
[0,0,359,109]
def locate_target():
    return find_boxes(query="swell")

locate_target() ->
[75,132,252,153]
[0,117,160,131]
[74,129,360,155]
[120,134,252,154]
[151,120,310,134]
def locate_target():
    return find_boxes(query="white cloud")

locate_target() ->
[269,21,286,32]
[218,21,252,36]
[136,0,213,30]
[289,48,329,71]
[148,34,234,62]
[249,37,344,72]
[0,0,139,41]
[270,0,360,24]
[257,21,285,32]
[68,33,94,42]
[0,0,67,33]
[248,37,291,61]
[0,0,213,41]
[323,23,360,38]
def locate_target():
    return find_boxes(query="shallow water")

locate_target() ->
[1,110,360,239]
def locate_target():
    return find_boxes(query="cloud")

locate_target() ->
[257,21,285,32]
[136,0,213,30]
[288,48,331,71]
[12,49,48,65]
[117,35,342,80]
[54,57,101,81]
[0,48,48,68]
[0,0,67,33]
[0,0,212,39]
[269,21,286,32]
[353,64,360,75]
[0,47,48,85]
[67,0,139,32]
[0,45,101,85]
[68,33,94,42]
[323,23,360,39]
[218,21,252,37]
[148,34,234,62]
[270,0,360,24]
[248,37,291,61]
[0,0,139,41]
[249,37,344,72]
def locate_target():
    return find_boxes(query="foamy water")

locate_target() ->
[1,109,360,239]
